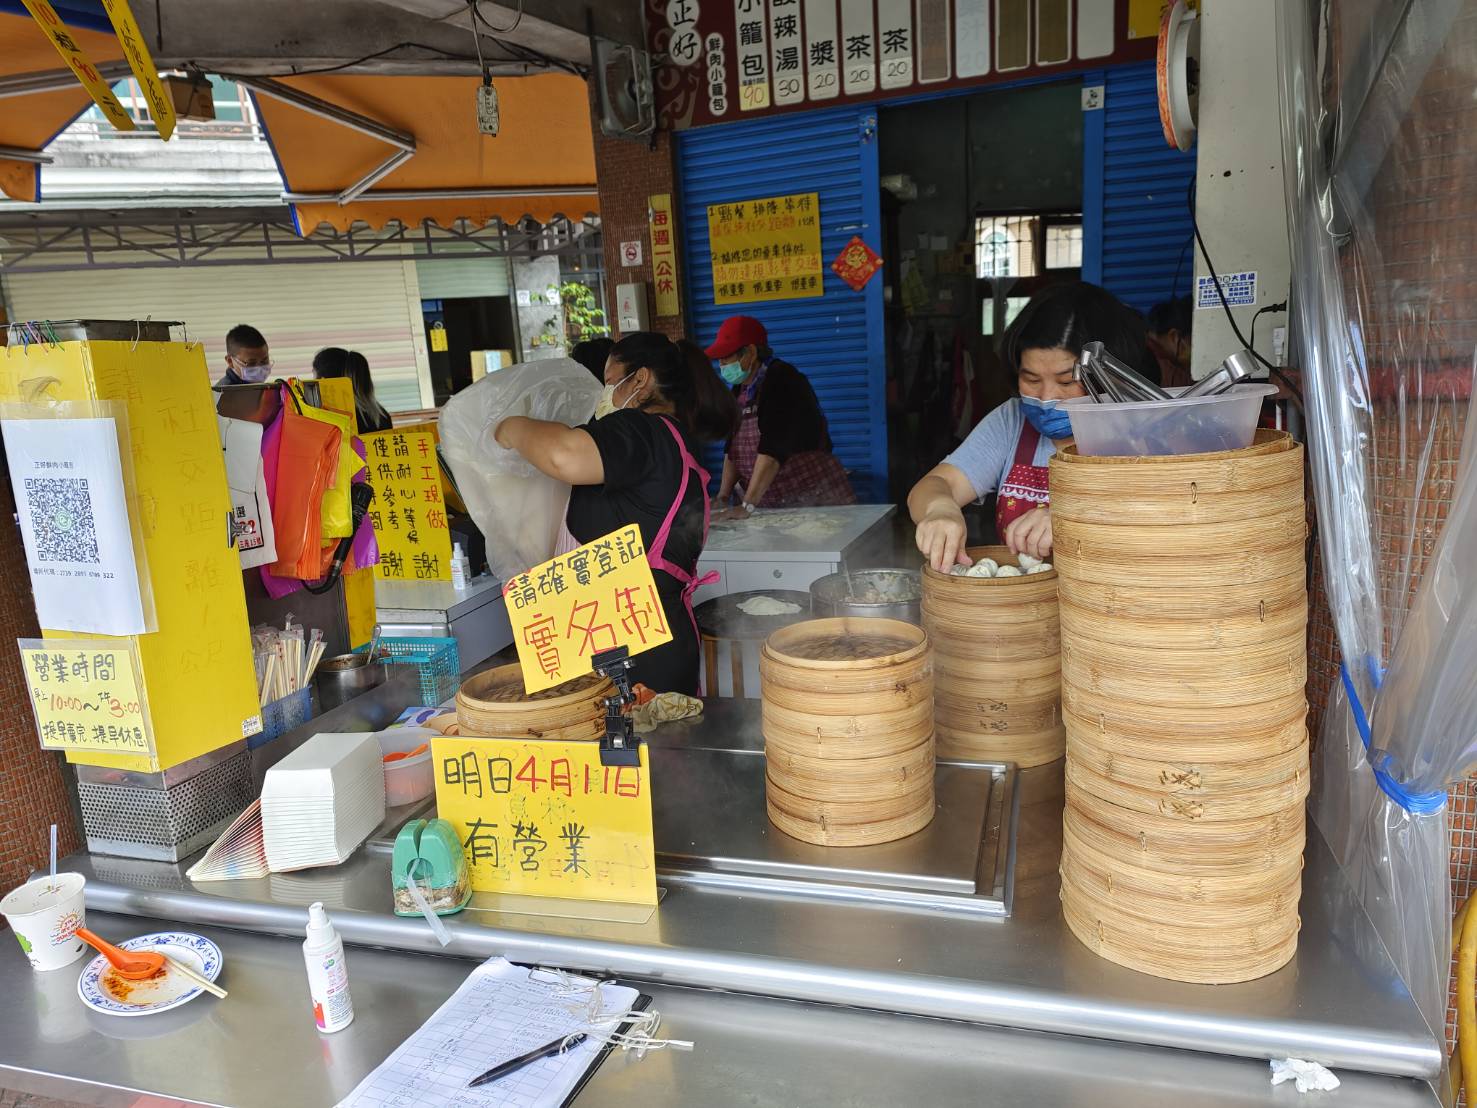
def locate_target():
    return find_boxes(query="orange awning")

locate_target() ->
[250,73,599,233]
[0,12,123,203]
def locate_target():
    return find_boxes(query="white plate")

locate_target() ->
[77,932,223,1017]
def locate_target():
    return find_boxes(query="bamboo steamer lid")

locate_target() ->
[1065,752,1309,822]
[937,724,1065,766]
[760,618,931,695]
[767,791,936,847]
[1066,719,1309,793]
[1050,429,1300,489]
[456,665,611,740]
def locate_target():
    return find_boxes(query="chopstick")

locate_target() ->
[165,954,228,999]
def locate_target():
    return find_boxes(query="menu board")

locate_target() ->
[432,735,657,906]
[363,430,453,581]
[708,191,824,304]
[504,525,672,694]
[19,639,152,754]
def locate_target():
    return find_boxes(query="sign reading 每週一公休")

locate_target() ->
[362,430,453,582]
[649,193,681,317]
[708,191,824,305]
[503,525,673,694]
[432,735,657,906]
[19,639,152,754]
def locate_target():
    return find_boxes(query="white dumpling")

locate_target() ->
[1017,553,1043,570]
[1026,562,1053,574]
[949,564,971,576]
[995,564,1023,577]
[964,561,996,578]
[978,558,999,576]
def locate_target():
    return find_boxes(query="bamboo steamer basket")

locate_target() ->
[1064,752,1309,822]
[1060,646,1306,708]
[1061,705,1307,764]
[760,618,935,847]
[1066,720,1309,794]
[1060,685,1307,741]
[1058,595,1307,651]
[921,546,1063,769]
[1049,429,1301,502]
[456,665,611,740]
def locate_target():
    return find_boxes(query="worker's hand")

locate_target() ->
[916,509,971,573]
[1004,504,1053,561]
[713,506,751,522]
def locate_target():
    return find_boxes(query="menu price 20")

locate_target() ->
[504,525,672,694]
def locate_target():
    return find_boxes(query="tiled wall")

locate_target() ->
[1305,4,1477,1058]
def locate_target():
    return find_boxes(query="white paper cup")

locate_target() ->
[1,873,87,971]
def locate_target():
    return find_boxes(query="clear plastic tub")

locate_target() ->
[1062,384,1277,457]
[377,727,436,808]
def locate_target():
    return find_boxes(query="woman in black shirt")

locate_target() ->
[494,333,738,694]
[313,347,394,433]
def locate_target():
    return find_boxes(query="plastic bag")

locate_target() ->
[286,378,357,539]
[438,358,601,582]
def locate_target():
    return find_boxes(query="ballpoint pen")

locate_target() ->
[466,1032,588,1089]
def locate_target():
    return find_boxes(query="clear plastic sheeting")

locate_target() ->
[1278,0,1477,1044]
[437,358,600,582]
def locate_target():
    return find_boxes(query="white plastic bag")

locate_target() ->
[438,358,601,582]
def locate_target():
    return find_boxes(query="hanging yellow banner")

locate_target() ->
[363,429,453,581]
[649,192,681,318]
[98,0,176,141]
[503,525,672,694]
[433,735,657,906]
[708,192,824,305]
[19,639,152,755]
[20,0,133,133]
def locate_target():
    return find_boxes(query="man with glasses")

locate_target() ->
[217,323,274,386]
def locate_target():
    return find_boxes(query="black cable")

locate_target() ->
[1187,177,1305,413]
[1248,300,1287,358]
[273,42,480,77]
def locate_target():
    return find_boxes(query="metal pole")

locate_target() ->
[225,75,416,151]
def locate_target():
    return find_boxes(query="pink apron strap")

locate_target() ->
[647,417,715,657]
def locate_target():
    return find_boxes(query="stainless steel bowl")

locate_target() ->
[315,653,386,711]
[809,569,922,625]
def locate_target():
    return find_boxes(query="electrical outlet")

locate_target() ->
[476,85,499,136]
[1272,325,1287,364]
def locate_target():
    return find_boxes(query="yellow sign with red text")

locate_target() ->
[98,0,176,140]
[504,525,672,694]
[19,640,152,755]
[432,735,656,906]
[708,191,824,305]
[20,0,133,132]
[363,429,453,581]
[649,192,681,318]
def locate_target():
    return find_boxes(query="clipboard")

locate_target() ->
[561,992,654,1106]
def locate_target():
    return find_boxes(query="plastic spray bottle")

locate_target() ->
[303,901,354,1033]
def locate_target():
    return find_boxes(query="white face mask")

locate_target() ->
[231,357,273,384]
[593,373,638,420]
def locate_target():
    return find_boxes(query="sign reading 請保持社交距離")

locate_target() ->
[504,525,672,694]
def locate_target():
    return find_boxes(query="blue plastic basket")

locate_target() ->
[250,687,312,750]
[356,636,461,706]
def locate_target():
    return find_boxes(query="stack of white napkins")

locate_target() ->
[262,732,386,873]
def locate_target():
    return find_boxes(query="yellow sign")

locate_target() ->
[708,192,824,305]
[433,735,657,906]
[429,322,449,353]
[363,430,453,581]
[19,640,151,754]
[21,0,134,133]
[98,0,176,141]
[504,525,672,694]
[1128,0,1197,39]
[649,193,681,318]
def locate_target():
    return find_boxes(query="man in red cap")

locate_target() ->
[706,315,856,517]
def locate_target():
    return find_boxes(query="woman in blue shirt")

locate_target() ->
[908,282,1156,572]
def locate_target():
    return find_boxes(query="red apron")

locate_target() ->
[731,366,856,508]
[996,420,1051,536]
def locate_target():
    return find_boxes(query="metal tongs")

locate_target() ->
[1074,341,1172,403]
[1178,349,1257,398]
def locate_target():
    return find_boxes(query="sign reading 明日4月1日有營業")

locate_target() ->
[18,639,152,755]
[362,430,453,582]
[503,525,672,694]
[707,191,824,306]
[432,735,657,906]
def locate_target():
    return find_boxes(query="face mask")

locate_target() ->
[233,359,272,384]
[593,374,636,420]
[1020,395,1075,440]
[719,360,746,386]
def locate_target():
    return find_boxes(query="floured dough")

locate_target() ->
[738,596,804,616]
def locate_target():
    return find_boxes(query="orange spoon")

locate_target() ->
[383,742,429,764]
[76,927,165,980]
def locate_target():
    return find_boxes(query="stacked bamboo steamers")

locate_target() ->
[1050,430,1310,983]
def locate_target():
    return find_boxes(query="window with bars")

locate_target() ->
[974,212,1083,278]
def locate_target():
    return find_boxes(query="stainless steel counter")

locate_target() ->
[0,912,1439,1108]
[69,699,1441,1091]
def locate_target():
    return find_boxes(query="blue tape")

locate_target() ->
[1340,660,1446,815]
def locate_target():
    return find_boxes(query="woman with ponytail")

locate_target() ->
[494,332,738,694]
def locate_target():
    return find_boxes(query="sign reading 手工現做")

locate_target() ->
[363,430,453,582]
[504,525,672,694]
[432,735,657,906]
[19,639,152,754]
[708,191,824,305]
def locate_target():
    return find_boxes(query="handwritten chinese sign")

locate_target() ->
[708,191,824,305]
[18,639,152,754]
[20,0,134,133]
[504,525,672,694]
[649,192,681,317]
[363,430,453,582]
[432,736,657,906]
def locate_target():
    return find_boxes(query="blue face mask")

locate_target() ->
[719,360,746,386]
[1020,395,1075,440]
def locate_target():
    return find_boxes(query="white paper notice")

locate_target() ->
[2,417,147,635]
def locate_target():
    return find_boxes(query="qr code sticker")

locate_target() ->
[24,477,100,563]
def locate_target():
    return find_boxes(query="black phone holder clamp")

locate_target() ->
[591,647,641,767]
